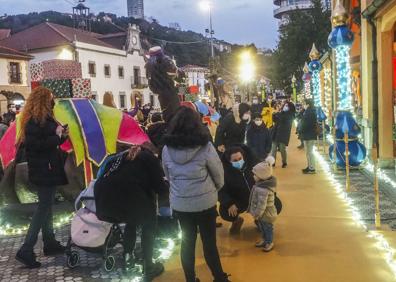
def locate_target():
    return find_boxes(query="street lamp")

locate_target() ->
[200,1,214,58]
[239,51,256,102]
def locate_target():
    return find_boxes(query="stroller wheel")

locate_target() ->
[66,251,80,269]
[104,255,115,272]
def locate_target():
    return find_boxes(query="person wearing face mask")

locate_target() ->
[270,101,295,168]
[16,87,69,268]
[251,96,264,118]
[219,145,259,234]
[247,113,272,161]
[300,99,318,174]
[215,103,251,153]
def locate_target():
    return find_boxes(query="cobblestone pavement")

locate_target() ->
[319,152,396,230]
[0,224,176,282]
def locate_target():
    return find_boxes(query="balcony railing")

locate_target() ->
[131,76,148,89]
[9,72,22,84]
[274,2,313,18]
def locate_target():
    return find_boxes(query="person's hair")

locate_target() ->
[224,146,246,163]
[7,104,14,110]
[19,86,53,141]
[150,112,163,123]
[305,98,314,108]
[103,92,116,108]
[163,107,209,148]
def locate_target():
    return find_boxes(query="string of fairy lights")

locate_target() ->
[335,45,353,111]
[324,67,332,117]
[312,70,322,107]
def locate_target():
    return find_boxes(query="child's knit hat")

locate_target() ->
[253,156,275,180]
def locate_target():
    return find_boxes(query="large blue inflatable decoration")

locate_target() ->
[328,1,366,168]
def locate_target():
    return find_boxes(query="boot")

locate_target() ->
[16,249,41,269]
[229,217,244,235]
[143,261,164,281]
[213,273,231,282]
[43,240,65,256]
[124,252,136,272]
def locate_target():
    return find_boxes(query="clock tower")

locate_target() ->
[126,24,142,54]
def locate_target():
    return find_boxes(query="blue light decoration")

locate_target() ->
[308,44,327,122]
[328,1,366,167]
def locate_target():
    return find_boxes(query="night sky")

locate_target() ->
[1,0,278,48]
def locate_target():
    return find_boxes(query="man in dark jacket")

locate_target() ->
[3,104,16,126]
[215,103,251,152]
[246,113,272,161]
[300,99,318,174]
[270,102,295,168]
[219,145,259,234]
[95,145,168,280]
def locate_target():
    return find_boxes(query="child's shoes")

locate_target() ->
[255,241,266,248]
[262,242,274,252]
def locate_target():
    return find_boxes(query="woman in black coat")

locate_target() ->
[16,87,68,269]
[270,102,295,168]
[246,113,272,161]
[219,145,259,234]
[94,143,168,280]
[300,99,318,174]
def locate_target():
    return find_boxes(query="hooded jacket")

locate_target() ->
[246,123,272,161]
[162,142,224,212]
[215,104,248,148]
[248,176,277,223]
[300,106,318,141]
[272,110,294,146]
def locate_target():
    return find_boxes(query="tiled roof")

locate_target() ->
[0,22,114,51]
[0,29,11,41]
[0,45,33,60]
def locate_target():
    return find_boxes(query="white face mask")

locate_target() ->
[283,106,289,112]
[253,100,258,105]
[255,120,263,126]
[242,113,251,121]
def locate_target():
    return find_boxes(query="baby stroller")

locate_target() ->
[65,180,125,272]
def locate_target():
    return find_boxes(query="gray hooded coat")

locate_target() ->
[162,142,224,212]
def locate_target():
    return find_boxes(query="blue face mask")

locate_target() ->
[232,159,245,170]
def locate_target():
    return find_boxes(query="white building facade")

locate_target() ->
[181,65,209,97]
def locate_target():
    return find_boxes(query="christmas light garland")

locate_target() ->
[335,45,353,111]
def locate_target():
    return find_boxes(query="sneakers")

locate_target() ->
[213,273,231,282]
[255,241,266,248]
[143,262,164,281]
[302,167,316,174]
[282,163,287,168]
[297,144,304,150]
[16,249,41,269]
[43,241,66,256]
[263,242,274,252]
[229,217,244,235]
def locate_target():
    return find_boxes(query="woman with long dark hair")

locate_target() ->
[16,87,68,268]
[162,107,230,282]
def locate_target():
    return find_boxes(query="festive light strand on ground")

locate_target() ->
[335,45,353,111]
[314,148,396,277]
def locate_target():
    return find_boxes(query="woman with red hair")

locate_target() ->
[16,87,69,268]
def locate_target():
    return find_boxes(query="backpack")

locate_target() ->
[71,208,112,248]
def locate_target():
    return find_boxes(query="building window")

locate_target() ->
[150,94,154,106]
[104,65,111,78]
[88,61,96,77]
[118,66,124,79]
[133,67,140,85]
[9,62,21,84]
[119,92,126,109]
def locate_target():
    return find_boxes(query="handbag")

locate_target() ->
[274,193,282,214]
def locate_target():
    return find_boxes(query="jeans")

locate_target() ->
[257,219,273,244]
[271,142,287,165]
[21,186,56,251]
[304,140,316,170]
[174,207,226,282]
[124,218,156,267]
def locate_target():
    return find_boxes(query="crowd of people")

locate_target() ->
[12,86,319,282]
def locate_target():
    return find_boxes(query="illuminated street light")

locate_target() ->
[199,1,211,11]
[239,51,255,83]
[199,1,214,58]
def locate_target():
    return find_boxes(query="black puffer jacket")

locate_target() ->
[215,107,248,148]
[24,117,68,187]
[246,123,272,161]
[300,106,318,141]
[94,149,168,224]
[219,145,259,211]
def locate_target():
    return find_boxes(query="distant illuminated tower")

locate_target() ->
[127,0,144,19]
